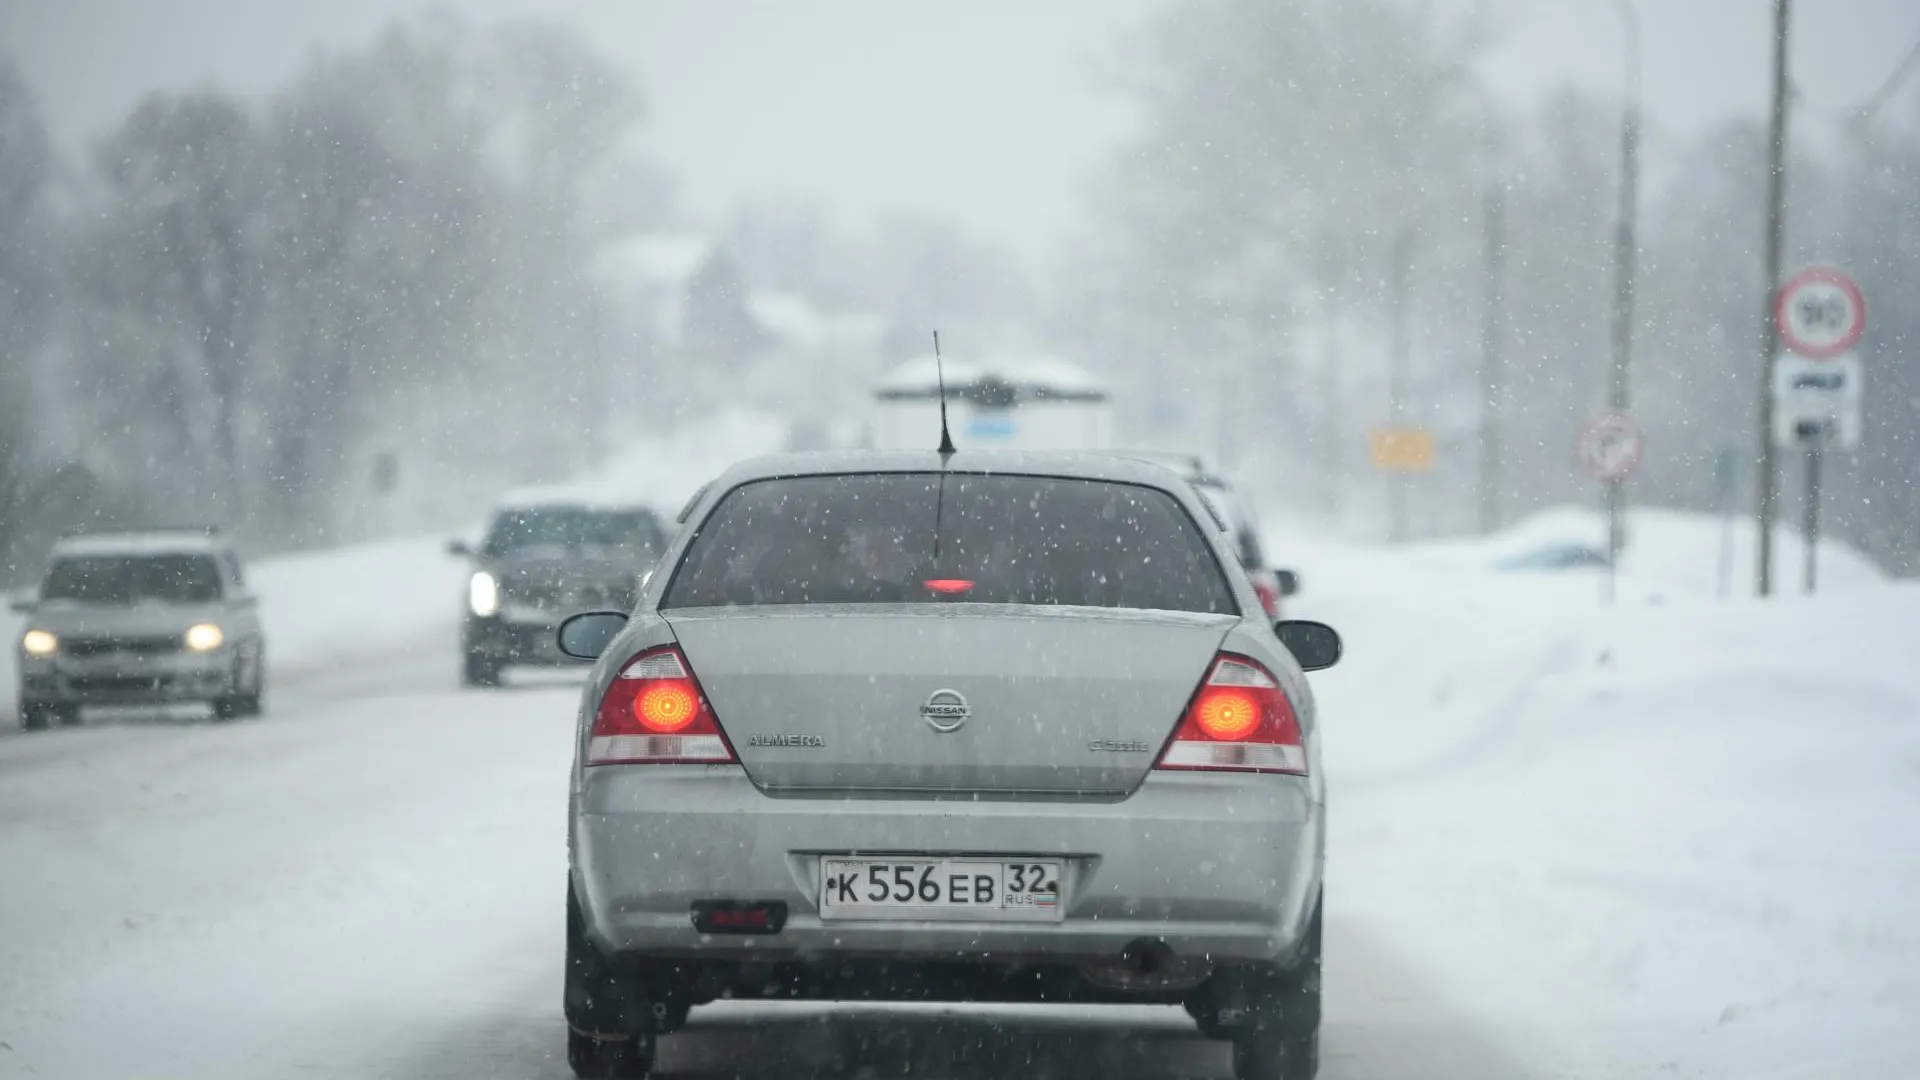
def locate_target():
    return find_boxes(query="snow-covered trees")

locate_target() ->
[23,17,660,554]
[1074,0,1920,573]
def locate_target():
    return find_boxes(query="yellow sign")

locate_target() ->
[1370,426,1435,473]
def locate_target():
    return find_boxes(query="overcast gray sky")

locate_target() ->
[6,1,1918,261]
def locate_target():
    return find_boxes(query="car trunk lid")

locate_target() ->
[664,606,1233,796]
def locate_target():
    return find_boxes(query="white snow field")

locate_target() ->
[3,473,1917,1077]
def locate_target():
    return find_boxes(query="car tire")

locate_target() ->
[1230,900,1322,1080]
[20,702,72,731]
[462,652,503,688]
[567,1027,654,1079]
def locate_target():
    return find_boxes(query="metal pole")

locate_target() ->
[1803,434,1822,593]
[1479,161,1507,535]
[1606,0,1643,570]
[1322,292,1343,522]
[1715,448,1737,599]
[1755,0,1793,597]
[1388,227,1415,542]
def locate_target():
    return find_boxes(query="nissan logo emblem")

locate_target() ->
[920,688,971,733]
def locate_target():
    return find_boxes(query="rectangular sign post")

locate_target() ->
[1770,353,1860,597]
[1801,424,1823,594]
[1714,448,1738,600]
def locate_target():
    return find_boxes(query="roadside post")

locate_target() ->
[1770,267,1866,596]
[1713,448,1738,600]
[1576,411,1645,605]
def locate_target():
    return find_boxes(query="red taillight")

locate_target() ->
[587,646,736,766]
[1156,653,1306,775]
[922,578,976,595]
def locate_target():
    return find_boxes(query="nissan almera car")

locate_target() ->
[556,450,1342,1079]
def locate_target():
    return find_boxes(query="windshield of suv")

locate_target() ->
[40,554,224,605]
[666,473,1234,613]
[481,508,665,560]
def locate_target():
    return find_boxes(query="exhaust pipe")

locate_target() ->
[1082,938,1210,992]
[1120,937,1176,976]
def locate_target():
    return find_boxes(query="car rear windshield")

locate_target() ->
[482,508,667,559]
[41,555,224,604]
[664,473,1235,613]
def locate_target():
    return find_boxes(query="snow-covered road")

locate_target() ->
[0,626,1535,1080]
[3,500,1917,1079]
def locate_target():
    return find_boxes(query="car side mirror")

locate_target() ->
[231,594,258,609]
[446,539,473,558]
[9,593,35,614]
[557,611,629,661]
[1275,619,1341,671]
[1274,568,1300,597]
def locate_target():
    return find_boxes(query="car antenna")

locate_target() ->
[930,330,954,570]
[933,329,956,459]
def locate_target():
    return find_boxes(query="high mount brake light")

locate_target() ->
[922,578,975,595]
[1157,653,1306,775]
[586,645,736,765]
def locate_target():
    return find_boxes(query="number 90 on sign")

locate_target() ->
[818,857,1064,922]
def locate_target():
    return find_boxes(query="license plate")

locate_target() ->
[818,858,1065,922]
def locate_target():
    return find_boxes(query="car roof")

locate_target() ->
[51,531,229,558]
[493,485,658,515]
[1104,448,1211,476]
[706,449,1206,491]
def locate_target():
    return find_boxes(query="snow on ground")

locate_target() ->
[4,472,1915,1077]
[1,408,788,729]
[1287,506,1920,1078]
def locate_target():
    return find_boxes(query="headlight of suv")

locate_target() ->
[468,571,501,617]
[21,629,57,657]
[185,623,225,652]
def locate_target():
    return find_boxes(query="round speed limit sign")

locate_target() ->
[1775,267,1865,360]
[1576,412,1645,483]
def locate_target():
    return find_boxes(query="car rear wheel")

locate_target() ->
[565,882,672,1065]
[1229,901,1322,1080]
[462,652,503,688]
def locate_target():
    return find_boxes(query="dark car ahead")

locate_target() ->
[449,497,670,687]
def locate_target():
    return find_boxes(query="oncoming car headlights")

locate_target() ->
[184,623,226,652]
[468,571,501,617]
[21,629,57,657]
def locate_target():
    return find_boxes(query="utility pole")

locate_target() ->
[1388,226,1416,542]
[1479,140,1507,535]
[1321,290,1344,523]
[1606,0,1643,569]
[1755,0,1793,597]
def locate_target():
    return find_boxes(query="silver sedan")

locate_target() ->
[556,450,1341,1080]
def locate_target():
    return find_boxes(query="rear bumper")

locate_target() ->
[572,766,1323,966]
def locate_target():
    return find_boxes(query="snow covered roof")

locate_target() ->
[591,233,717,290]
[874,353,1108,401]
[52,531,227,557]
[493,484,653,513]
[746,291,888,351]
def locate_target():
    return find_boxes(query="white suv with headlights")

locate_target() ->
[11,530,266,730]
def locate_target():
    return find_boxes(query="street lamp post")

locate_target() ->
[1463,84,1509,535]
[1755,0,1793,597]
[1387,225,1416,542]
[1605,0,1643,576]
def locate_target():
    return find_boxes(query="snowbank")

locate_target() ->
[1288,506,1920,1077]
[2,408,789,727]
